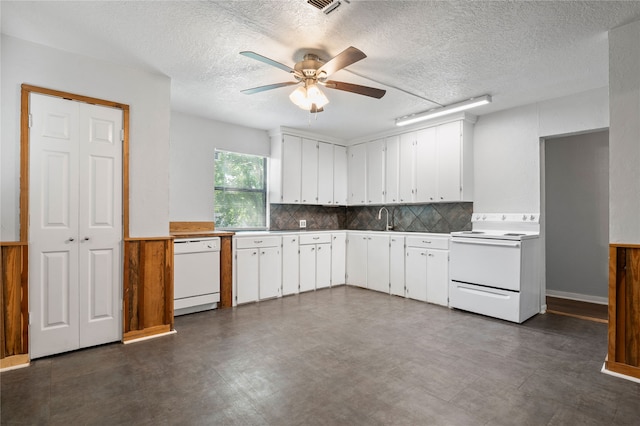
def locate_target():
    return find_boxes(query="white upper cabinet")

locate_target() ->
[436,120,466,201]
[333,145,348,206]
[278,134,302,203]
[301,138,319,204]
[318,142,334,205]
[385,136,400,204]
[367,139,386,204]
[415,126,437,202]
[270,130,348,205]
[398,132,416,203]
[348,143,367,205]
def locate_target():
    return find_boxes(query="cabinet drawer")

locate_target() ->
[300,234,331,245]
[235,236,281,249]
[449,281,520,323]
[406,236,449,250]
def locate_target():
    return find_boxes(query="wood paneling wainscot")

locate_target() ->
[607,244,640,380]
[0,243,29,368]
[123,238,174,341]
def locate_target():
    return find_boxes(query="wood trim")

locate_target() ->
[123,324,171,342]
[169,222,215,233]
[123,107,130,239]
[19,89,29,243]
[608,246,618,363]
[220,236,233,308]
[21,84,129,110]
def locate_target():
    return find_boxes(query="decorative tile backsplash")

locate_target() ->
[270,203,472,233]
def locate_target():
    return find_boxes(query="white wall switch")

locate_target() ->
[299,219,307,228]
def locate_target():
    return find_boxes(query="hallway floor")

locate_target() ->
[2,286,639,425]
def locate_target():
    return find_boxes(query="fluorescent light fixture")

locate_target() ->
[395,95,492,127]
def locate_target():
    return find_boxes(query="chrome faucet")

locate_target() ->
[377,206,393,231]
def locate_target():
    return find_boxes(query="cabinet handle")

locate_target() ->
[311,247,315,251]
[421,252,427,256]
[422,241,432,244]
[83,237,90,241]
[313,237,320,240]
[261,251,265,255]
[318,246,322,251]
[67,237,75,242]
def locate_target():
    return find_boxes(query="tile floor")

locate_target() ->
[2,286,639,425]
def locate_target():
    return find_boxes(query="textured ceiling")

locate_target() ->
[3,1,640,140]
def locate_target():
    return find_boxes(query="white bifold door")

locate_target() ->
[29,93,123,359]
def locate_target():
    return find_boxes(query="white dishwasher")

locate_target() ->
[174,237,221,316]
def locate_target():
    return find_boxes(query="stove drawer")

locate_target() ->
[449,281,521,323]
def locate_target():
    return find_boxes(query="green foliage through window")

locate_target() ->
[214,150,267,229]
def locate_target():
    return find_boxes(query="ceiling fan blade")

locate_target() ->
[241,82,299,95]
[323,80,386,99]
[240,51,295,74]
[317,46,367,77]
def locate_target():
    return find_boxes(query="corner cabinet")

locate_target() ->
[269,129,347,206]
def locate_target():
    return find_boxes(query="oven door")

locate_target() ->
[450,237,521,291]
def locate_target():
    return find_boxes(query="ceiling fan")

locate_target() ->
[240,46,386,113]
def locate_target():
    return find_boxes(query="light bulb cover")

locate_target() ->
[395,95,491,126]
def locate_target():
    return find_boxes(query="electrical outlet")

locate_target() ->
[299,219,307,228]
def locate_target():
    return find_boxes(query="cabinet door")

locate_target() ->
[282,235,299,296]
[259,246,281,300]
[299,244,317,292]
[367,235,390,294]
[399,132,415,203]
[367,139,385,204]
[282,135,302,203]
[346,234,368,287]
[348,144,367,205]
[331,233,346,286]
[427,249,449,306]
[236,249,259,304]
[389,237,405,296]
[301,138,319,204]
[436,121,462,201]
[415,127,437,202]
[405,247,427,302]
[385,136,400,204]
[316,243,331,289]
[318,142,334,205]
[333,145,348,205]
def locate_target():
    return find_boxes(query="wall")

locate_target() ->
[545,131,609,300]
[473,86,609,214]
[609,21,640,244]
[1,35,171,239]
[169,111,269,221]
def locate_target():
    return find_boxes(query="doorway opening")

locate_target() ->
[542,129,609,322]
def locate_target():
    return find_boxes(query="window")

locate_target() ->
[214,150,267,229]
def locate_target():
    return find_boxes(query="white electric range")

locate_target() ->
[449,213,542,323]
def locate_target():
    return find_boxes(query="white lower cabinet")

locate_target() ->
[299,234,332,292]
[389,236,405,296]
[282,235,299,296]
[234,236,282,304]
[405,236,449,306]
[331,233,346,286]
[346,232,390,294]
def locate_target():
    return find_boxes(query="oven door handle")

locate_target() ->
[451,238,520,248]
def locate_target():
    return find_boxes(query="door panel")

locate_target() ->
[30,94,80,358]
[236,249,259,304]
[259,247,281,299]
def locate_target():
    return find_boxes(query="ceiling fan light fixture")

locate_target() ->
[395,95,492,127]
[289,83,329,110]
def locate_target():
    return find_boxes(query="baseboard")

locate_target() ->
[123,329,177,344]
[0,354,30,372]
[546,290,608,305]
[601,362,640,384]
